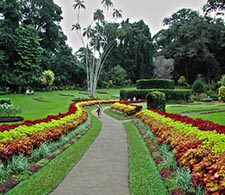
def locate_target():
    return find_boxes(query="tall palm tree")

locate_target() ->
[83,25,95,38]
[101,0,113,10]
[93,9,105,23]
[73,0,86,24]
[113,8,122,21]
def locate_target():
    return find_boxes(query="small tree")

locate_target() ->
[40,70,55,90]
[153,56,175,79]
[219,86,225,102]
[192,79,205,94]
[109,65,127,86]
[177,76,189,87]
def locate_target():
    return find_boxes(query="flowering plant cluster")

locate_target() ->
[0,99,116,162]
[111,101,142,115]
[151,108,225,134]
[135,109,225,194]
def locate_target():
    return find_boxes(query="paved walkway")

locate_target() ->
[50,108,130,195]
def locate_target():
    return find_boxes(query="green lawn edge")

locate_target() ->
[7,111,101,195]
[124,122,169,195]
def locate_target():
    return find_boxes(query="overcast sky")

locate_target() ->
[53,0,207,52]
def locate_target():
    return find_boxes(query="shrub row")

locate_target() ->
[136,79,175,89]
[120,89,191,101]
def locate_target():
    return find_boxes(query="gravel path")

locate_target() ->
[50,108,130,195]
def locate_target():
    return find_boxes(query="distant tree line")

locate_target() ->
[0,0,225,93]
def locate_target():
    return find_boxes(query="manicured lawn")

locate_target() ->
[1,88,225,125]
[124,122,168,195]
[166,102,225,114]
[189,111,225,125]
[0,88,132,122]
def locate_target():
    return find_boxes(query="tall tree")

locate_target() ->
[19,0,66,51]
[73,0,122,96]
[73,0,85,24]
[203,0,225,15]
[0,0,21,87]
[153,56,174,79]
[102,19,155,83]
[154,9,225,83]
[6,25,43,89]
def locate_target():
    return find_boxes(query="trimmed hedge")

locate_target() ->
[120,89,191,101]
[136,79,175,89]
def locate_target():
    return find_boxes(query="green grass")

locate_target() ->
[188,111,225,125]
[1,88,225,125]
[7,110,101,195]
[124,122,168,195]
[104,108,134,120]
[166,102,225,114]
[0,88,126,122]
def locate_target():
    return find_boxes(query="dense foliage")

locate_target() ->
[0,0,225,95]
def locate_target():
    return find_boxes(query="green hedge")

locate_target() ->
[136,79,175,89]
[120,89,191,101]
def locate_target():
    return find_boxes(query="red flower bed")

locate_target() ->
[0,102,78,133]
[136,109,225,194]
[150,108,225,134]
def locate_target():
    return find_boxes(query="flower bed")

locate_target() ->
[152,109,225,134]
[0,99,116,162]
[111,101,142,116]
[135,109,225,195]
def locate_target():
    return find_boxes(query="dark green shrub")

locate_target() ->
[0,98,12,105]
[191,80,205,94]
[136,79,175,89]
[210,93,219,100]
[146,91,166,111]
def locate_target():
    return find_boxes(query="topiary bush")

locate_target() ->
[146,91,166,111]
[191,79,205,94]
[219,86,225,102]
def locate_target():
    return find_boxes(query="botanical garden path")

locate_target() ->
[50,108,130,195]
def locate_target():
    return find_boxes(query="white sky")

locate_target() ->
[53,0,207,52]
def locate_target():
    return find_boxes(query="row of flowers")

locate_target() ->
[152,109,225,134]
[135,109,225,195]
[134,120,187,195]
[0,99,117,162]
[111,101,143,115]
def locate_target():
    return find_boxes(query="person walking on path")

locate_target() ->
[96,103,102,118]
[50,107,129,195]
